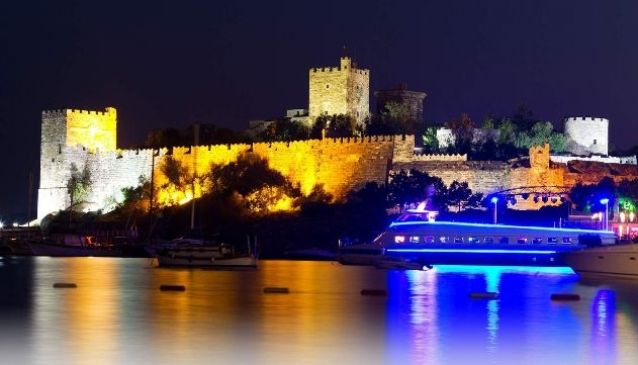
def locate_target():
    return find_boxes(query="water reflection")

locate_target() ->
[0,258,638,364]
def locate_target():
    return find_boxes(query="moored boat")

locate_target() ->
[563,243,638,278]
[153,238,258,269]
[156,254,257,269]
[26,238,123,257]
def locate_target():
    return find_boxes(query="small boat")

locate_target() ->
[156,254,257,269]
[26,237,123,257]
[563,242,638,278]
[154,238,258,269]
[337,243,385,266]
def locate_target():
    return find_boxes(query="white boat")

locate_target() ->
[156,253,257,269]
[153,238,258,269]
[563,243,638,278]
[339,205,617,267]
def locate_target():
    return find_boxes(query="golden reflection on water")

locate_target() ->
[17,258,638,364]
[32,258,121,365]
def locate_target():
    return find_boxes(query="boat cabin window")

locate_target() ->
[394,235,406,244]
[484,237,494,244]
[424,236,435,243]
[439,236,449,243]
[468,237,481,244]
[548,237,558,244]
[517,237,528,244]
[500,237,509,244]
[532,237,543,244]
[454,237,464,244]
[409,236,420,244]
[562,237,573,244]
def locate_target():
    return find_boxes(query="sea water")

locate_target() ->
[0,257,637,365]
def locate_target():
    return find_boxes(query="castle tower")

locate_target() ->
[374,83,427,126]
[564,117,609,156]
[38,107,118,219]
[308,56,370,127]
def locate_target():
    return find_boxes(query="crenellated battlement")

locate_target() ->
[565,116,608,123]
[310,67,369,75]
[564,116,609,156]
[42,109,69,118]
[160,135,399,156]
[410,153,467,162]
[42,107,116,118]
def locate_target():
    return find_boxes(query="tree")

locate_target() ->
[209,152,301,213]
[497,118,517,145]
[146,128,183,148]
[447,113,474,154]
[120,176,151,208]
[326,114,356,138]
[481,116,496,129]
[159,156,209,207]
[421,126,440,153]
[258,119,309,141]
[365,102,415,136]
[512,104,536,130]
[446,180,483,212]
[67,162,92,211]
[311,115,329,139]
[387,169,447,210]
[515,121,566,152]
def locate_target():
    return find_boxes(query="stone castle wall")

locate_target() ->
[38,107,638,219]
[152,136,398,207]
[38,146,153,219]
[394,160,511,195]
[38,108,405,217]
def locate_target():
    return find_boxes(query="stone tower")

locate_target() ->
[308,57,370,127]
[38,107,119,218]
[564,117,609,156]
[374,83,427,124]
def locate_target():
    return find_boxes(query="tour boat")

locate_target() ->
[563,243,638,278]
[339,205,616,267]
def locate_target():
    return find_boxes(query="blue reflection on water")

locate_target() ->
[591,289,616,365]
[385,265,588,365]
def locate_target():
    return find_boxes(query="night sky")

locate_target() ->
[1,0,637,220]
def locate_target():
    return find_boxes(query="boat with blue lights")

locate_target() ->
[339,206,617,267]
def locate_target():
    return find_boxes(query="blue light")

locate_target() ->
[600,198,610,205]
[491,197,499,204]
[389,220,614,234]
[385,248,557,254]
[431,265,575,275]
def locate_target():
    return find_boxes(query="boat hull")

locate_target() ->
[156,255,257,269]
[383,244,576,266]
[26,241,123,257]
[563,244,638,278]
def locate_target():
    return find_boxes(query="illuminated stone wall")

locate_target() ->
[38,107,638,219]
[37,146,153,219]
[308,57,369,126]
[152,136,397,206]
[38,105,398,217]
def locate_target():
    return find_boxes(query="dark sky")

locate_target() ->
[1,0,637,220]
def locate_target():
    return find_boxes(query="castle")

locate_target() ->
[36,57,638,219]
